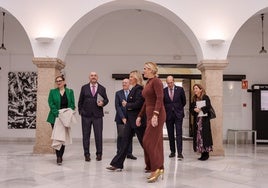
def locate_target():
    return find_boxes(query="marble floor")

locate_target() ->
[0,139,267,188]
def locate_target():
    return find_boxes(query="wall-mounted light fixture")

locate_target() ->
[0,12,7,50]
[259,14,267,54]
[35,37,54,43]
[206,39,225,46]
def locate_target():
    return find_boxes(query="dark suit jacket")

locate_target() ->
[163,85,186,120]
[114,89,127,124]
[125,84,145,128]
[78,83,109,118]
[47,87,75,124]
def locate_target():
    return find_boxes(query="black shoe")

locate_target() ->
[200,152,209,161]
[127,154,137,160]
[106,166,122,172]
[96,154,102,161]
[198,153,204,160]
[85,155,91,162]
[57,157,62,165]
[169,153,175,158]
[177,153,184,160]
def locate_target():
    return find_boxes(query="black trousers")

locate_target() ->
[81,116,103,156]
[166,112,183,155]
[110,123,145,169]
[116,123,133,155]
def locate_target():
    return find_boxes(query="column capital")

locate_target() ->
[33,57,65,70]
[198,59,228,71]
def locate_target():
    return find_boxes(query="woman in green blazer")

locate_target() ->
[47,75,75,165]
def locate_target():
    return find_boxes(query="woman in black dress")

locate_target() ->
[190,83,213,161]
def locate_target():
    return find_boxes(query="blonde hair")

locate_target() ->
[130,70,144,86]
[192,83,206,102]
[145,62,158,76]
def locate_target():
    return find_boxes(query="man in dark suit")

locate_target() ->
[163,75,186,160]
[78,72,109,162]
[114,78,137,160]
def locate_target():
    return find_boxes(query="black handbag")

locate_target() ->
[209,106,216,119]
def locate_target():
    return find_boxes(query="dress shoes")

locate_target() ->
[169,153,175,158]
[144,167,151,173]
[57,157,62,165]
[177,153,184,160]
[127,154,137,160]
[147,169,164,183]
[106,166,122,172]
[85,155,91,162]
[198,153,204,160]
[96,154,102,161]
[199,152,209,161]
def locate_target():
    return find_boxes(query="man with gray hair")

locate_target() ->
[163,75,186,160]
[78,72,109,162]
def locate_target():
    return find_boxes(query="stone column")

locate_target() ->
[182,79,190,137]
[197,60,228,156]
[33,58,65,154]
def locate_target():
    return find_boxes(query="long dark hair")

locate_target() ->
[192,83,206,102]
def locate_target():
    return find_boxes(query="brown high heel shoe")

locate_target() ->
[147,169,164,183]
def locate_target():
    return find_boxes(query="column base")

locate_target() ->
[33,144,55,154]
[211,148,225,156]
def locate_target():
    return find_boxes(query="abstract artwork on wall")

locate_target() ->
[8,72,37,129]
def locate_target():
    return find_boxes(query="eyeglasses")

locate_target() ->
[56,80,63,83]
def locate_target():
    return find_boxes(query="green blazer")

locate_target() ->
[47,87,75,124]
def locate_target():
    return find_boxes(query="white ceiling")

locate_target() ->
[1,9,268,57]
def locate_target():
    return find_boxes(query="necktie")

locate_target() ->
[170,88,173,101]
[125,90,129,99]
[92,85,96,96]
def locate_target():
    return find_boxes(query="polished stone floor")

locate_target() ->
[0,139,267,188]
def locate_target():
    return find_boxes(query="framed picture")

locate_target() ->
[8,72,37,129]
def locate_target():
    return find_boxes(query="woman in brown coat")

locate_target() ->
[136,62,166,183]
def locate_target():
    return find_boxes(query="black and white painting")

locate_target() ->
[8,72,37,129]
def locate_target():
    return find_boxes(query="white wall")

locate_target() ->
[222,57,268,140]
[0,54,36,139]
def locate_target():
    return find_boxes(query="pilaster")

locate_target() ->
[32,58,65,154]
[197,60,228,156]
